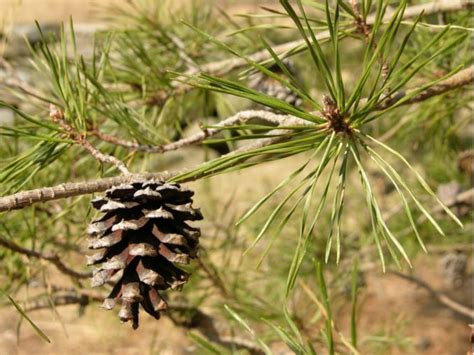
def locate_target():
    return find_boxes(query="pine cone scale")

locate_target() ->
[151,225,188,247]
[129,243,158,257]
[88,230,123,249]
[87,215,119,236]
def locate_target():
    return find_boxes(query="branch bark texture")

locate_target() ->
[92,110,310,153]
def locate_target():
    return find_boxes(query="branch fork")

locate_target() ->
[350,0,371,38]
[49,105,131,175]
[322,96,351,135]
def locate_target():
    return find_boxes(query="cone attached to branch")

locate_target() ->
[86,181,202,329]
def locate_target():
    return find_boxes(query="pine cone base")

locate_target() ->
[87,181,202,328]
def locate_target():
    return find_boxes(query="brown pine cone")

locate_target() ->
[86,181,202,329]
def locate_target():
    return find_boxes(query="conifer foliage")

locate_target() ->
[0,0,472,352]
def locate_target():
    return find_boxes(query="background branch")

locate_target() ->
[20,293,96,312]
[186,0,473,77]
[378,66,473,109]
[0,235,90,279]
[19,290,264,354]
[389,270,473,319]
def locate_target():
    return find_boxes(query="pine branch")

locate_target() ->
[91,110,311,152]
[0,235,90,279]
[0,65,471,213]
[0,131,293,212]
[0,125,295,212]
[186,0,473,77]
[93,66,473,153]
[0,173,173,212]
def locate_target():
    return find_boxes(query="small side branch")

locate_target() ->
[378,66,474,109]
[402,66,473,105]
[21,292,97,312]
[389,270,473,319]
[49,105,130,175]
[399,0,473,19]
[197,257,230,298]
[350,0,371,38]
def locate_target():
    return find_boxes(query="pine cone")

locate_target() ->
[86,181,202,329]
[248,59,303,109]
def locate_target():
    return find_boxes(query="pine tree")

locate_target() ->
[0,0,472,353]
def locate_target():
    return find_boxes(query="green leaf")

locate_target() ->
[350,261,359,349]
[188,332,229,354]
[224,305,272,354]
[315,262,334,355]
[282,0,337,100]
[364,134,463,228]
[7,295,51,343]
[325,143,349,263]
[286,142,341,295]
[364,145,427,252]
